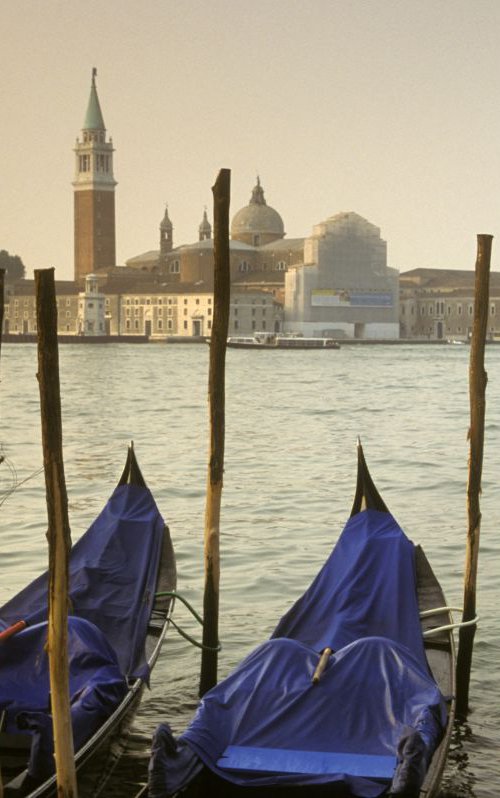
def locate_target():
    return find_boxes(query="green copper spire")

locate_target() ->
[83,67,106,131]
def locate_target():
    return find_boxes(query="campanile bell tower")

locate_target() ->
[73,69,117,282]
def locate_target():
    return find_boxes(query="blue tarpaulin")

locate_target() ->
[149,510,447,797]
[0,481,165,779]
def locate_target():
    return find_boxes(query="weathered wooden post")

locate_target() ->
[455,234,493,719]
[199,169,231,697]
[0,268,5,364]
[35,268,78,798]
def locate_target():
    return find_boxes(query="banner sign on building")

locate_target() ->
[311,290,392,308]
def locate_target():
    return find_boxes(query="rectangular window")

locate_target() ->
[134,320,139,330]
[234,320,239,330]
[183,320,188,330]
[207,320,212,329]
[491,304,496,316]
[158,319,163,330]
[126,320,131,330]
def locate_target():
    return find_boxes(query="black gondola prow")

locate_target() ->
[350,439,389,517]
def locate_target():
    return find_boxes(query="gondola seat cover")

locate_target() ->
[0,617,127,779]
[149,510,447,797]
[0,481,165,779]
[0,482,165,680]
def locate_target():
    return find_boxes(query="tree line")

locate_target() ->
[0,250,26,282]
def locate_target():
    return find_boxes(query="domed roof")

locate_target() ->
[231,178,284,240]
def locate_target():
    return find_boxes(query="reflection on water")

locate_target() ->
[1,343,499,798]
[440,722,478,798]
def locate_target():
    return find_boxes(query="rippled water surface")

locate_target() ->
[1,342,499,797]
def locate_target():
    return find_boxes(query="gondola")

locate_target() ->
[149,442,455,798]
[0,444,176,798]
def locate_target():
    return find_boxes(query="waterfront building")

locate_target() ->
[77,274,106,335]
[399,268,500,340]
[284,212,399,339]
[1,275,283,340]
[73,69,117,283]
[2,281,78,336]
[126,179,301,307]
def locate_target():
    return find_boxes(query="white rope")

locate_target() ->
[419,606,463,618]
[420,606,479,637]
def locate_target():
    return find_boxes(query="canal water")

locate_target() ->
[0,342,498,797]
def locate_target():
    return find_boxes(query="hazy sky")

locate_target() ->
[2,0,500,281]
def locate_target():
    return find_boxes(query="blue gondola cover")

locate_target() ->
[149,510,447,797]
[0,481,165,780]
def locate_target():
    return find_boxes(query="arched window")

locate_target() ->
[239,261,249,273]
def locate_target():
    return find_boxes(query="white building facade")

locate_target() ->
[284,212,399,339]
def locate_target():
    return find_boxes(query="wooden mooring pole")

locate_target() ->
[199,169,231,697]
[0,270,3,798]
[0,268,5,365]
[35,268,77,798]
[455,234,493,719]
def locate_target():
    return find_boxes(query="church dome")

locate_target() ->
[231,178,285,246]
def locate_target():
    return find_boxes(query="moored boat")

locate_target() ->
[149,442,455,798]
[0,444,176,798]
[226,333,340,349]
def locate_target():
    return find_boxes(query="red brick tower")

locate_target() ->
[73,69,117,282]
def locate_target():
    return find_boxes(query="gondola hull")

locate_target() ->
[0,446,176,798]
[149,444,454,798]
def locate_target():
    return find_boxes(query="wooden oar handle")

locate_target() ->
[0,620,26,642]
[312,647,333,684]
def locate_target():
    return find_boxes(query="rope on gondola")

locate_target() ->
[155,590,222,652]
[0,452,44,507]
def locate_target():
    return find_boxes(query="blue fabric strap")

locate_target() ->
[217,746,397,779]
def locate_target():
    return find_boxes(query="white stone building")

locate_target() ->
[284,212,399,339]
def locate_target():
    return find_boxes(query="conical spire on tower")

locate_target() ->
[160,204,173,256]
[198,207,212,241]
[83,68,106,130]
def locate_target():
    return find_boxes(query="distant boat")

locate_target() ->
[226,332,340,350]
